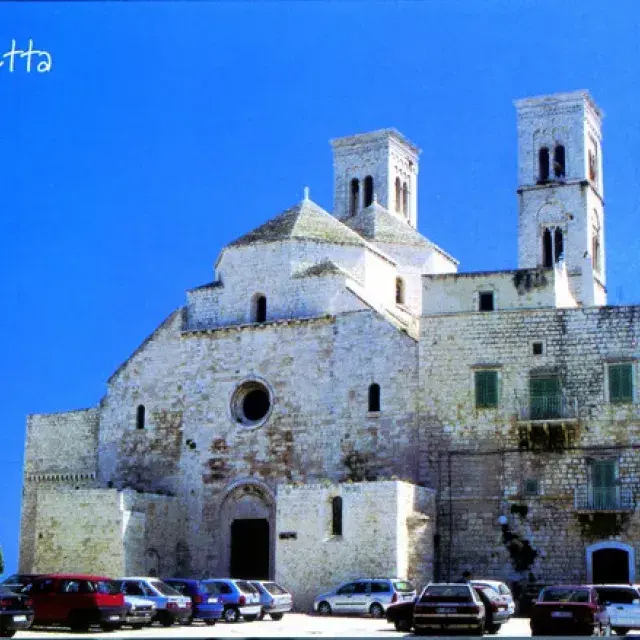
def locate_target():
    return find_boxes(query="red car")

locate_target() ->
[530,585,610,636]
[26,574,126,632]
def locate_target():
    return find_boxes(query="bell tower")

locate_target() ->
[515,91,606,306]
[330,129,420,228]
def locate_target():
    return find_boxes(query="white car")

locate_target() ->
[471,580,516,616]
[593,585,640,635]
[122,594,156,628]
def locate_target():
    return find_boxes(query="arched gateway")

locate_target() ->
[219,479,275,580]
[586,541,635,584]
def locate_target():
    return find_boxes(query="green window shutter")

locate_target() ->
[476,371,498,408]
[610,364,633,403]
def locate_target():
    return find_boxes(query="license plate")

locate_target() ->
[403,594,413,600]
[208,597,218,603]
[551,611,573,618]
[109,615,120,620]
[436,607,453,613]
[12,615,27,622]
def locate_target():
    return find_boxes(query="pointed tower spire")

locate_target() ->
[303,186,310,201]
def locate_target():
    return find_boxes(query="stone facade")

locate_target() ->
[18,89,640,607]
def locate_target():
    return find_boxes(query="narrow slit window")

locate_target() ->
[396,277,405,305]
[402,182,409,217]
[539,147,550,182]
[542,228,553,268]
[350,178,359,216]
[554,228,564,263]
[554,145,566,178]
[368,383,381,412]
[363,176,374,208]
[136,405,145,430]
[395,177,401,212]
[331,496,343,536]
[252,295,267,323]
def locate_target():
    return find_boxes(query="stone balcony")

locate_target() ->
[574,485,634,514]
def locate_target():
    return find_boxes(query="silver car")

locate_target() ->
[314,578,416,618]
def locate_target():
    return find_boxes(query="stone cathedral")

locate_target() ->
[20,90,640,610]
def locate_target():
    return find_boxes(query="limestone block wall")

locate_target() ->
[33,489,125,576]
[274,481,435,611]
[418,305,640,583]
[176,309,420,576]
[423,268,557,315]
[20,409,99,572]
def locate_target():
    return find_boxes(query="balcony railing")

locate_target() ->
[515,392,579,422]
[574,485,634,512]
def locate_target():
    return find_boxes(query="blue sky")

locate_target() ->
[2,0,640,576]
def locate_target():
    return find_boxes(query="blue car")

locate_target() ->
[201,579,262,623]
[162,578,223,625]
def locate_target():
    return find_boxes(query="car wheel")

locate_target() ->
[270,613,284,621]
[131,624,144,630]
[613,628,629,636]
[317,601,332,616]
[486,623,501,634]
[0,629,16,639]
[370,603,385,619]
[413,625,429,635]
[160,611,174,627]
[244,614,259,622]
[395,619,412,632]
[182,615,193,626]
[223,606,240,623]
[69,612,90,632]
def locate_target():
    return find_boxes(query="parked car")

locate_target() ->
[314,578,417,618]
[592,584,640,636]
[471,579,516,615]
[413,583,486,635]
[200,579,261,623]
[0,585,34,638]
[121,594,156,629]
[0,576,40,595]
[386,597,418,632]
[116,577,191,627]
[26,574,126,632]
[516,581,547,616]
[530,585,610,636]
[162,578,223,625]
[249,580,293,620]
[473,584,511,634]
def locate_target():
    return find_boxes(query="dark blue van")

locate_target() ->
[162,578,224,625]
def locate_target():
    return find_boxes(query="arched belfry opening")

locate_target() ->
[363,175,374,208]
[350,178,360,216]
[402,182,409,217]
[251,294,267,323]
[542,228,553,268]
[538,147,550,183]
[219,480,275,580]
[554,144,566,178]
[554,228,564,262]
[395,177,402,212]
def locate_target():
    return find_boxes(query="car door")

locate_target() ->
[30,578,57,622]
[351,581,371,614]
[332,583,356,612]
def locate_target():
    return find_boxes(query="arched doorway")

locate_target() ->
[586,541,635,584]
[219,479,275,580]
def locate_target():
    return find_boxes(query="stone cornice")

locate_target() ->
[182,314,336,337]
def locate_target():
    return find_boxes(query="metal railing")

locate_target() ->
[574,485,634,511]
[515,392,578,421]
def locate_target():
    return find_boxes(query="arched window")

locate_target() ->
[136,405,145,430]
[554,228,564,262]
[368,383,381,412]
[396,277,405,305]
[350,178,359,216]
[395,177,401,212]
[331,496,343,536]
[251,294,267,323]
[363,176,374,208]
[538,147,550,182]
[554,145,566,178]
[402,182,409,217]
[542,228,553,268]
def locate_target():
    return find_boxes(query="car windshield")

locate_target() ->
[236,581,259,595]
[421,586,472,603]
[0,586,17,596]
[149,580,181,596]
[541,588,590,603]
[393,581,415,592]
[597,589,639,605]
[262,582,287,596]
[164,582,189,595]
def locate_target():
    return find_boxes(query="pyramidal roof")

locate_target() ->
[343,201,430,247]
[228,198,369,248]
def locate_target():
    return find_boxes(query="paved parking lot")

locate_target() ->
[18,614,533,637]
